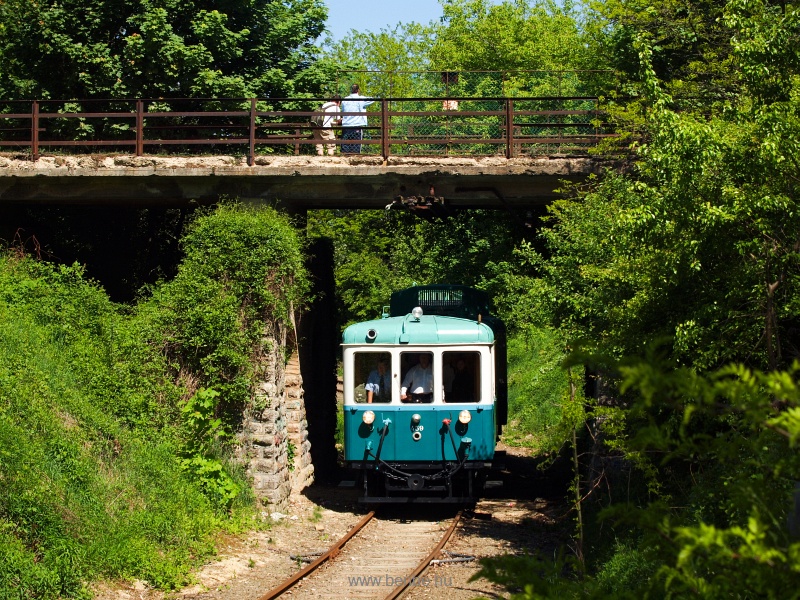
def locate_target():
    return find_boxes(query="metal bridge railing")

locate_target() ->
[0,97,618,163]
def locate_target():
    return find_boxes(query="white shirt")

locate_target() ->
[320,101,340,128]
[401,364,434,395]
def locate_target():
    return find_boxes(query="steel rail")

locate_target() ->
[257,510,376,600]
[382,510,464,600]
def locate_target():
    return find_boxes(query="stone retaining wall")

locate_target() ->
[238,327,313,510]
[286,355,314,494]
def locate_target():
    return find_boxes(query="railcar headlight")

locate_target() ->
[362,410,376,425]
[411,306,423,320]
[411,413,421,425]
[458,410,472,424]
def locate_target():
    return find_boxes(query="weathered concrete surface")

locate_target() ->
[0,154,611,208]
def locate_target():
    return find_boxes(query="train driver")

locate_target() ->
[400,353,434,403]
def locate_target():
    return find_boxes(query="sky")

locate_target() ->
[322,0,444,41]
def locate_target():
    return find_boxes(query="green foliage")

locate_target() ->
[503,327,571,450]
[530,13,800,371]
[476,359,800,598]
[472,2,800,597]
[434,0,602,78]
[308,208,535,327]
[154,203,309,409]
[180,388,241,507]
[0,203,306,596]
[0,255,224,595]
[609,359,800,597]
[0,0,329,100]
[323,0,614,98]
[322,23,437,97]
[594,540,658,595]
[287,440,297,472]
[586,0,740,102]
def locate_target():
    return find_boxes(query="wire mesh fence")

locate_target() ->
[340,97,609,157]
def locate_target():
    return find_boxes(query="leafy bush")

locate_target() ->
[152,203,308,412]
[179,388,241,507]
[474,357,800,598]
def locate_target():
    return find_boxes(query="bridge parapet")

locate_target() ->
[0,97,619,163]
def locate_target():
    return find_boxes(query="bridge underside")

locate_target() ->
[0,155,610,209]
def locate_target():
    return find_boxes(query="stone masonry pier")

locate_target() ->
[0,154,610,209]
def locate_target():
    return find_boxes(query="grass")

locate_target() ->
[0,254,259,597]
[502,326,570,452]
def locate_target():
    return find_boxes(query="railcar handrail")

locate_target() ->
[0,96,619,163]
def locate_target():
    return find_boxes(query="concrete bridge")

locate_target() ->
[0,154,609,209]
[0,95,618,209]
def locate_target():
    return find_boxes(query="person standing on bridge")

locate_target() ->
[341,84,374,155]
[313,95,341,156]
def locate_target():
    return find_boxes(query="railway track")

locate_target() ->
[259,509,463,599]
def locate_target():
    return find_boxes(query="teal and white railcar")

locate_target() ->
[342,297,500,503]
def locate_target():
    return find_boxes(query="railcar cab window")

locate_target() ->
[353,352,392,403]
[443,351,480,402]
[400,352,434,403]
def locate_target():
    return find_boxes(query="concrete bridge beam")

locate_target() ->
[0,155,611,209]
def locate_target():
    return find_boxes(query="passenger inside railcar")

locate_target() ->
[444,351,480,402]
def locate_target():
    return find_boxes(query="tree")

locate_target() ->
[585,0,740,101]
[308,207,537,327]
[0,0,329,100]
[532,1,800,371]
[472,1,800,595]
[322,1,612,98]
[431,0,606,96]
[321,23,437,97]
[473,357,800,598]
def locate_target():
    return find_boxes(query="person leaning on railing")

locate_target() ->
[313,95,341,156]
[340,84,374,155]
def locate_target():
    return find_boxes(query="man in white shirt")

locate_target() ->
[401,354,434,403]
[340,84,374,155]
[313,95,341,156]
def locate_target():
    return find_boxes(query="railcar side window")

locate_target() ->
[353,352,392,403]
[400,352,434,403]
[443,351,480,402]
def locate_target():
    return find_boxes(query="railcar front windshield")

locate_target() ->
[345,347,491,405]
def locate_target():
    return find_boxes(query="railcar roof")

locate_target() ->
[342,314,494,345]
